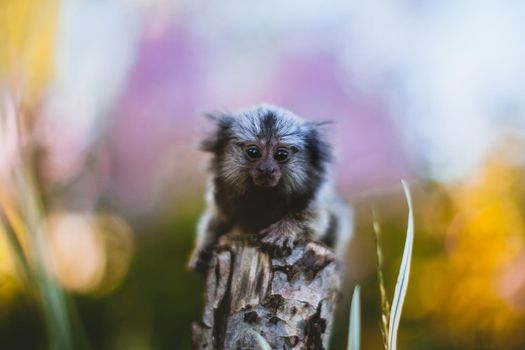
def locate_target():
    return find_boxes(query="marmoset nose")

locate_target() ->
[258,163,277,175]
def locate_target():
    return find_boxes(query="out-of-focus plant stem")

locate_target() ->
[0,0,81,347]
[20,165,73,350]
[0,101,74,350]
[373,210,390,350]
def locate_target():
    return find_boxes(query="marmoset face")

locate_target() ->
[202,105,331,196]
[240,140,298,188]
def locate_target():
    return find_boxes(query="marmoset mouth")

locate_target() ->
[252,175,281,187]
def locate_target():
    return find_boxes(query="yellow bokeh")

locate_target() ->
[46,213,135,295]
[0,0,58,101]
[412,138,525,346]
[0,222,21,311]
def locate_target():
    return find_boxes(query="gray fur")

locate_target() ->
[188,105,353,273]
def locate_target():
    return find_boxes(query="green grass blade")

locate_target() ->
[388,180,414,350]
[347,285,361,350]
[372,211,390,350]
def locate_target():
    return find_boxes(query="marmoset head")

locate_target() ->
[201,105,332,196]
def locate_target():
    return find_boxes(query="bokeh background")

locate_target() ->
[2,0,525,349]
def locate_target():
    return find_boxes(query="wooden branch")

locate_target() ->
[192,233,342,350]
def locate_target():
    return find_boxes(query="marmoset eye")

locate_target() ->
[245,146,262,160]
[274,149,289,162]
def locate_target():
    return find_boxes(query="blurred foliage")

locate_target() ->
[330,137,525,350]
[0,225,22,312]
[64,198,202,350]
[406,138,525,349]
[3,142,525,349]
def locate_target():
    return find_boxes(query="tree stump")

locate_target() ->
[192,232,342,349]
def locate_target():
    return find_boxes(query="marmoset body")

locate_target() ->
[188,105,352,274]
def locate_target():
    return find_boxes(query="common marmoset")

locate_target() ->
[188,105,352,274]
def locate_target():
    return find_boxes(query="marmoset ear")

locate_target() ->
[200,112,235,153]
[304,121,333,172]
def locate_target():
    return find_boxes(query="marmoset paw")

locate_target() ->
[260,228,296,257]
[302,242,334,273]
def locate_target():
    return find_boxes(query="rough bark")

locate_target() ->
[192,233,342,350]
